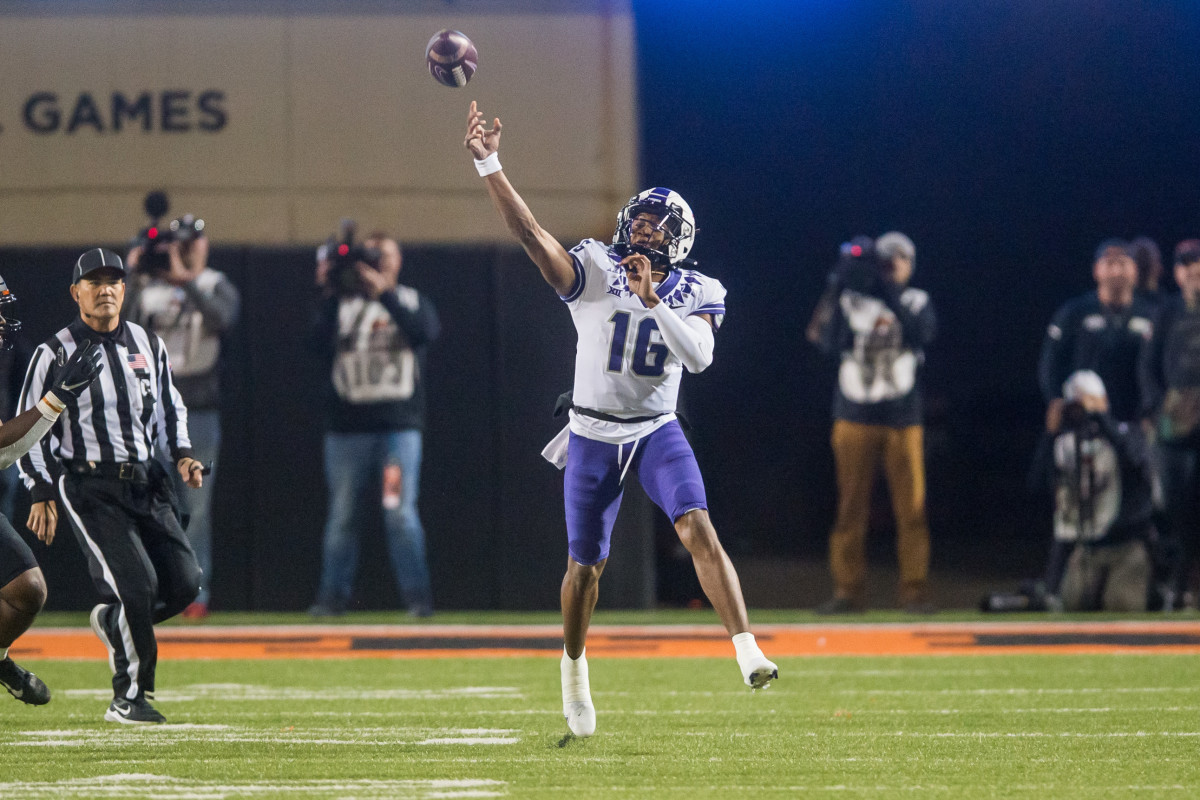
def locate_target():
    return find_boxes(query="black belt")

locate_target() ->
[552,390,689,429]
[572,406,667,424]
[66,461,150,482]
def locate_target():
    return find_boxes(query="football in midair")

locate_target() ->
[425,29,478,88]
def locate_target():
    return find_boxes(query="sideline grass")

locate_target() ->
[1,654,1198,798]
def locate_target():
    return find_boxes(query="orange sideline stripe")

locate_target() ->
[10,621,1200,661]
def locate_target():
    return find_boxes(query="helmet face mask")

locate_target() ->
[0,275,20,351]
[613,187,696,267]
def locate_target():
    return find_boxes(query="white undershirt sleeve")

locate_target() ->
[0,413,56,470]
[650,303,715,373]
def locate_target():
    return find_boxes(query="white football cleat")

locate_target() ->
[739,652,779,690]
[561,649,595,738]
[564,700,596,738]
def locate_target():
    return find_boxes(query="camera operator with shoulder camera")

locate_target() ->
[124,194,241,619]
[1034,370,1154,611]
[307,226,439,618]
[807,232,937,614]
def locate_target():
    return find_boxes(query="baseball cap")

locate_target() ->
[1063,369,1107,401]
[1093,238,1132,264]
[1174,239,1200,266]
[876,231,916,267]
[72,248,126,284]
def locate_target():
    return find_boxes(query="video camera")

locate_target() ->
[321,220,381,294]
[833,235,885,295]
[132,191,205,273]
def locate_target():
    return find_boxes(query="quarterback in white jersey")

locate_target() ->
[465,101,777,739]
[562,236,728,445]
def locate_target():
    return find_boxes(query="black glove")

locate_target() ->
[54,340,104,398]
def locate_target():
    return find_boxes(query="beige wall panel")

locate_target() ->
[0,16,289,190]
[0,8,637,245]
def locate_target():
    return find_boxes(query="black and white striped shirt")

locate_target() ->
[17,318,193,503]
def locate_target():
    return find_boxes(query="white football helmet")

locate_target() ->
[612,187,696,267]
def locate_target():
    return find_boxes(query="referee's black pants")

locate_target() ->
[58,470,201,701]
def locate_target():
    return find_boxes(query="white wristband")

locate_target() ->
[474,152,502,176]
[36,391,65,421]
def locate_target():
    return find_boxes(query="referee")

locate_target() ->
[18,248,205,725]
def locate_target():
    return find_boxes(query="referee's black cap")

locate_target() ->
[72,248,126,284]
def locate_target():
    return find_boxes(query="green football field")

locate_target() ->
[1,620,1198,799]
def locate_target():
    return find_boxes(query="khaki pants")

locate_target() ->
[829,420,930,605]
[1060,540,1149,612]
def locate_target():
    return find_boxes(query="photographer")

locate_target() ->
[807,232,937,613]
[124,210,240,619]
[1038,370,1153,612]
[307,229,439,618]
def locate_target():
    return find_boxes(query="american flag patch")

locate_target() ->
[127,353,149,371]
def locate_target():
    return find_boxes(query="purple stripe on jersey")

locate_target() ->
[657,269,681,298]
[563,422,707,565]
[559,253,587,303]
[693,304,726,315]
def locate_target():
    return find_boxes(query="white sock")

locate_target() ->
[561,647,591,704]
[732,631,761,662]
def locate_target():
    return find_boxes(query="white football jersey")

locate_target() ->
[562,238,726,444]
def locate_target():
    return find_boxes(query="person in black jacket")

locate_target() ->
[1039,240,1157,427]
[307,232,440,618]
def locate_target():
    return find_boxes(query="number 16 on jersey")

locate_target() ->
[606,311,667,377]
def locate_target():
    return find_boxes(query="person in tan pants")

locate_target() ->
[828,421,930,611]
[807,232,937,613]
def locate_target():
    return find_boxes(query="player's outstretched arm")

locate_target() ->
[0,340,103,468]
[465,102,575,296]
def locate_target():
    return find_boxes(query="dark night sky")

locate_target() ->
[631,0,1200,570]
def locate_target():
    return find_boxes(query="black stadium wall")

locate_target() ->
[0,245,659,612]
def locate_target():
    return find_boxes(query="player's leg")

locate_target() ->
[381,430,434,617]
[883,425,933,612]
[562,557,606,658]
[823,420,884,612]
[311,432,375,615]
[560,556,604,737]
[560,432,624,736]
[0,518,51,705]
[636,422,777,688]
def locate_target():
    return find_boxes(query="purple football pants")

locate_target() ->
[564,421,708,565]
